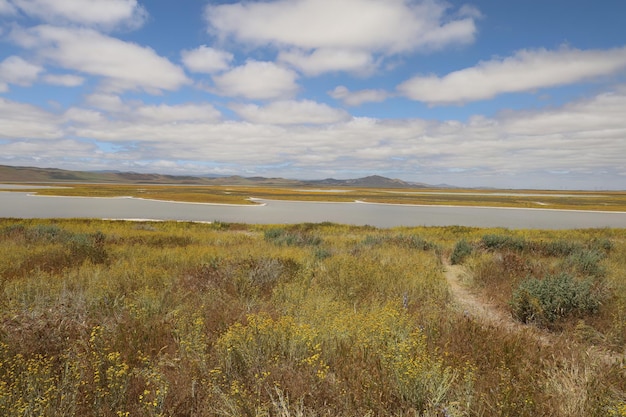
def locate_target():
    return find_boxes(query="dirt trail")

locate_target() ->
[443,262,548,341]
[442,260,625,364]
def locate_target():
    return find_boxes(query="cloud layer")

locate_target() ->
[399,47,626,104]
[11,25,189,93]
[206,0,477,75]
[8,0,146,30]
[3,87,625,188]
[1,0,625,189]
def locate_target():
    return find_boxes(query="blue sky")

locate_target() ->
[1,0,625,189]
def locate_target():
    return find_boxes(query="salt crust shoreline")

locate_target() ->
[11,192,626,214]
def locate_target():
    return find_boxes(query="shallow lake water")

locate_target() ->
[1,191,626,229]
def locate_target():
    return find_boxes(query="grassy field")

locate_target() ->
[3,183,626,211]
[0,218,624,416]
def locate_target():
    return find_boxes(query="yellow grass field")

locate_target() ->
[4,183,626,211]
[0,218,624,416]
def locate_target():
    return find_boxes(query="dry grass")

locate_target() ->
[0,219,624,416]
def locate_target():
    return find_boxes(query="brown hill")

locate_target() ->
[0,165,432,188]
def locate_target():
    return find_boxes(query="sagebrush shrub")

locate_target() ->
[481,234,527,252]
[565,249,606,277]
[538,239,583,257]
[264,227,321,246]
[510,273,604,326]
[451,239,472,265]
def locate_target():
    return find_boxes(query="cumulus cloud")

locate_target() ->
[63,107,105,124]
[11,25,190,93]
[0,55,42,91]
[279,48,376,76]
[181,45,233,74]
[206,0,476,52]
[4,85,626,188]
[231,100,351,125]
[205,0,477,75]
[0,97,63,139]
[81,95,221,124]
[134,103,221,123]
[0,140,98,167]
[212,60,299,100]
[398,46,626,104]
[84,93,129,113]
[329,85,389,106]
[43,73,84,86]
[8,0,147,30]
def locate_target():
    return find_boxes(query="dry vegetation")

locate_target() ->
[4,183,626,211]
[0,219,624,416]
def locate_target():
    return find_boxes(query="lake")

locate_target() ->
[1,191,626,229]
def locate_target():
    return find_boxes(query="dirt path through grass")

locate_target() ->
[443,261,546,338]
[443,260,625,365]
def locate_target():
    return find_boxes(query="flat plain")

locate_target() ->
[3,182,626,211]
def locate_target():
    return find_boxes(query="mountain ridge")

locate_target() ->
[0,165,439,188]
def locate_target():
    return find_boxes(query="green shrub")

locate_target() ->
[537,239,583,257]
[314,247,332,260]
[67,232,109,264]
[481,234,527,252]
[510,273,604,326]
[566,249,606,277]
[264,228,321,247]
[450,239,472,265]
[25,224,71,243]
[362,234,435,250]
[590,237,613,252]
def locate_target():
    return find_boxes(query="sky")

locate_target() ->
[0,0,625,189]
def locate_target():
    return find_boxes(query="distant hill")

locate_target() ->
[0,164,434,188]
[308,175,428,188]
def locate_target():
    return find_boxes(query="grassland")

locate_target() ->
[4,183,626,211]
[0,218,624,416]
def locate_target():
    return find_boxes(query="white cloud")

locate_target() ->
[231,100,350,125]
[81,95,221,124]
[85,93,128,113]
[134,103,221,123]
[0,97,62,139]
[398,46,626,104]
[9,0,147,30]
[0,55,42,90]
[205,0,477,75]
[4,86,626,189]
[11,25,190,93]
[43,73,84,86]
[0,140,97,165]
[329,85,389,106]
[279,48,375,76]
[502,91,626,136]
[0,0,17,14]
[181,45,233,74]
[206,0,476,53]
[212,60,298,100]
[64,107,105,124]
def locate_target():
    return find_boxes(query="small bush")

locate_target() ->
[590,237,613,252]
[264,228,321,247]
[510,273,604,326]
[27,224,68,242]
[67,232,109,264]
[362,234,435,251]
[537,239,583,257]
[566,249,606,277]
[314,247,332,260]
[451,239,472,265]
[481,234,527,252]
